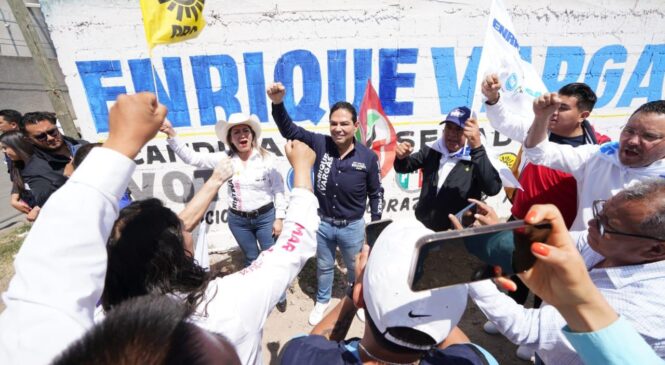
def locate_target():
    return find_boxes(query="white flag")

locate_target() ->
[472,0,548,190]
[472,0,547,117]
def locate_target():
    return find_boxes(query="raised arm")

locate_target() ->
[482,73,532,143]
[267,82,320,147]
[464,117,502,196]
[178,158,233,232]
[524,93,560,148]
[268,161,287,236]
[212,140,320,336]
[160,119,227,169]
[393,141,426,173]
[0,93,165,364]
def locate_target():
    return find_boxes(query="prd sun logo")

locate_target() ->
[159,0,205,21]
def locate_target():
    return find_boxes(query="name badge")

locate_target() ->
[352,161,367,171]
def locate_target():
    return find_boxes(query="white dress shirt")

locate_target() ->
[168,137,287,219]
[523,140,665,231]
[469,247,665,364]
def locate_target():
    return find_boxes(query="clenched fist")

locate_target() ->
[463,117,482,149]
[104,93,167,159]
[533,93,561,121]
[395,141,414,160]
[481,74,501,105]
[267,82,286,104]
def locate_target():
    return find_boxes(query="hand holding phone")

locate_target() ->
[408,220,551,291]
[454,202,477,228]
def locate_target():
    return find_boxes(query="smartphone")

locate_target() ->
[408,220,551,292]
[365,219,393,248]
[454,202,478,228]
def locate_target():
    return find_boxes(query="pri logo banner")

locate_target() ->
[140,0,206,49]
[395,170,423,193]
[356,80,398,179]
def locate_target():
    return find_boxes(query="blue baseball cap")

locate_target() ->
[440,106,473,127]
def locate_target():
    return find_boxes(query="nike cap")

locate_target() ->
[363,218,468,350]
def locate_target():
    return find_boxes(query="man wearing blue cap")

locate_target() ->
[394,106,502,231]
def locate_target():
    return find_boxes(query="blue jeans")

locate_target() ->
[227,207,276,267]
[228,207,286,303]
[315,218,365,303]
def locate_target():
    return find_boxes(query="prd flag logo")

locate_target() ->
[140,0,206,49]
[498,152,518,169]
[355,80,397,179]
[395,170,423,193]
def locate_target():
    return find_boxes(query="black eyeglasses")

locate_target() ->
[32,128,60,142]
[592,200,661,241]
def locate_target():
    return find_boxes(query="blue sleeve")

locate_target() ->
[469,344,499,365]
[367,153,383,221]
[271,102,321,149]
[563,317,665,365]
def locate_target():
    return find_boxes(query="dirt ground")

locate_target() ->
[211,251,532,365]
[0,225,531,364]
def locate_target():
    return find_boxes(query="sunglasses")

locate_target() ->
[592,200,661,241]
[32,128,60,142]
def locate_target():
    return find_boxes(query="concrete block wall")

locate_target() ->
[39,0,665,250]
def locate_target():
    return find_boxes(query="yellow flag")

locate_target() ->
[140,0,206,49]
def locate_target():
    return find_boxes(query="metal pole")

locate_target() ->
[6,0,79,138]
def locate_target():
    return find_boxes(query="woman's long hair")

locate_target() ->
[0,131,34,197]
[101,199,221,313]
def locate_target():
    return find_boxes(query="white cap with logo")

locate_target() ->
[363,218,468,350]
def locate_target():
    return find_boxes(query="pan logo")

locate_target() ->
[395,170,423,193]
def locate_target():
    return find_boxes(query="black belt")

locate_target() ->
[319,215,349,227]
[229,202,274,219]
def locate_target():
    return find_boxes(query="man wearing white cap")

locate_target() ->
[278,219,498,364]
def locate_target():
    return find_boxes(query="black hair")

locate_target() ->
[0,131,34,199]
[72,142,103,168]
[54,295,240,365]
[365,310,435,356]
[330,101,358,123]
[558,83,597,112]
[101,199,219,312]
[631,100,665,118]
[20,111,57,132]
[0,109,22,125]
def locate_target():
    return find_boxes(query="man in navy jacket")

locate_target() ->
[268,82,384,326]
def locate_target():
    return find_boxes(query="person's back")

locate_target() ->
[282,335,493,365]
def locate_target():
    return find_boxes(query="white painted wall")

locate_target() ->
[40,0,665,250]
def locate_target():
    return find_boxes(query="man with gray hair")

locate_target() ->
[469,178,665,364]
